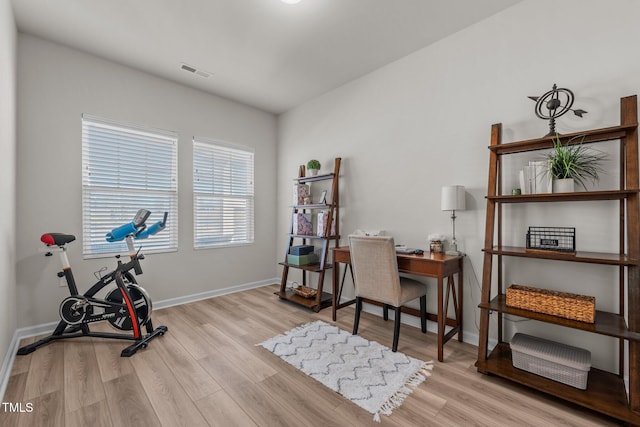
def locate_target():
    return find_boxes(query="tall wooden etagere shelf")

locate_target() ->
[476,95,640,424]
[278,157,341,312]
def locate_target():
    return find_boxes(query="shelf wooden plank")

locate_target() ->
[292,203,332,209]
[479,294,640,341]
[488,190,638,203]
[488,123,638,155]
[278,262,333,272]
[483,246,638,266]
[289,234,340,240]
[296,173,335,183]
[477,343,640,425]
[276,290,332,311]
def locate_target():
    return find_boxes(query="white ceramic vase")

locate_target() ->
[553,178,575,193]
[307,169,319,177]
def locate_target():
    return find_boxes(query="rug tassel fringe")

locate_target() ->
[373,360,435,422]
[286,320,326,335]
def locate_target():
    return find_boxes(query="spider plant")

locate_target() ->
[546,135,607,190]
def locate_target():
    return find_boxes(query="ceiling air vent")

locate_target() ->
[180,63,211,79]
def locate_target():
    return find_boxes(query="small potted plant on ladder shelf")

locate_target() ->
[546,135,607,193]
[306,159,321,177]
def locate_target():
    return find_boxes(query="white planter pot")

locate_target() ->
[307,169,319,177]
[553,178,575,193]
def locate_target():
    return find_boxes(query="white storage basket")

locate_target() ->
[510,333,591,390]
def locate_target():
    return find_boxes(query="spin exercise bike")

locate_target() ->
[17,209,168,357]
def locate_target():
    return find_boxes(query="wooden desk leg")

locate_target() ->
[332,262,339,321]
[437,276,444,362]
[446,274,463,344]
[458,265,463,342]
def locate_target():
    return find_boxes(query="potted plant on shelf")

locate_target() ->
[546,135,607,192]
[306,159,321,176]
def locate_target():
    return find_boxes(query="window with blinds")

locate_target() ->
[82,114,178,257]
[193,138,254,249]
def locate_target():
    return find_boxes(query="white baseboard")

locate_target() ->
[0,330,21,403]
[0,278,278,402]
[152,278,278,310]
[0,319,65,401]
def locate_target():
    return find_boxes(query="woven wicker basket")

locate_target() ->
[293,286,317,299]
[506,284,595,323]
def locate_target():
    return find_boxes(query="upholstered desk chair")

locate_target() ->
[348,235,427,352]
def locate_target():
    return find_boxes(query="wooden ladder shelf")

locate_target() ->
[476,96,640,424]
[277,157,341,312]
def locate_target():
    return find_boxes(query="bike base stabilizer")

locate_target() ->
[16,324,168,357]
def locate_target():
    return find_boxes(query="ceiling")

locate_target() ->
[11,0,521,114]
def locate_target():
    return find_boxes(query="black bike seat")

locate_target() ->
[41,233,76,246]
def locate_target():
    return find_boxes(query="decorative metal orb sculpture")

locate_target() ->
[528,84,587,136]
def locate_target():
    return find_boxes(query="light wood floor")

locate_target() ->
[1,285,622,426]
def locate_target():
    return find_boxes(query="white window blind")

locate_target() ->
[193,138,254,249]
[82,114,178,257]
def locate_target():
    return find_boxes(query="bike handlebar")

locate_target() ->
[105,210,168,242]
[136,212,168,239]
[105,222,138,242]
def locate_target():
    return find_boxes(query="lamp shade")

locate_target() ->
[441,185,466,211]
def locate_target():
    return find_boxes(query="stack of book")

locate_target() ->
[317,210,336,237]
[293,183,310,205]
[292,213,313,235]
[519,160,552,194]
[287,245,318,265]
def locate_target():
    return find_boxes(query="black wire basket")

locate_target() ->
[526,226,576,253]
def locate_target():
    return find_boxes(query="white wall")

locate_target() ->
[277,0,640,372]
[0,0,17,381]
[16,34,278,327]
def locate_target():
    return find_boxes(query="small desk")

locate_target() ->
[332,247,463,362]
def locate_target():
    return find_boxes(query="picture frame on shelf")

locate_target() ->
[319,190,327,204]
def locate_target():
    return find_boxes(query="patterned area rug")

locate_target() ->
[261,320,433,422]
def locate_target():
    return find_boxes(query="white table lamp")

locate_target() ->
[441,185,465,256]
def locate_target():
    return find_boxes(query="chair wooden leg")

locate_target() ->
[383,304,389,321]
[353,297,362,335]
[392,306,401,352]
[420,295,427,333]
